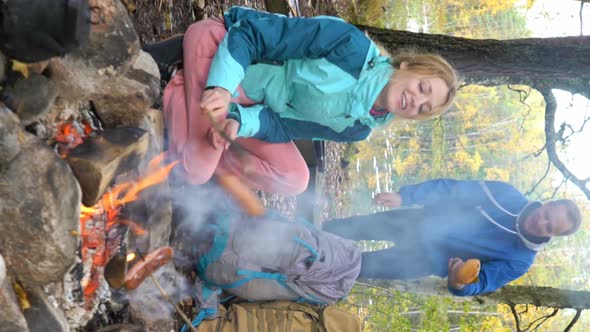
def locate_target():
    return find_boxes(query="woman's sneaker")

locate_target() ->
[142,34,184,82]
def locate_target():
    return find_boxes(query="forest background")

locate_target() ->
[326,0,590,331]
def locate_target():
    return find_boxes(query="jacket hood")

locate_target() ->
[515,201,550,251]
[479,181,549,252]
[350,42,394,128]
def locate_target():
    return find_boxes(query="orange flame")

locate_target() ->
[78,153,178,303]
[81,154,178,219]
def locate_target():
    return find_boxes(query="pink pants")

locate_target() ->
[162,19,309,195]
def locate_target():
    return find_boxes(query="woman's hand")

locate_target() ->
[207,118,239,150]
[373,192,402,208]
[201,87,232,120]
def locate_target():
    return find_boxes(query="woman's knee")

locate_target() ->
[277,161,310,195]
[183,18,226,55]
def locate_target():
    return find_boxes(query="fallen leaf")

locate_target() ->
[11,60,29,78]
[12,280,30,310]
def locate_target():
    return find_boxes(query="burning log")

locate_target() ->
[104,224,130,289]
[67,127,149,206]
[143,108,165,152]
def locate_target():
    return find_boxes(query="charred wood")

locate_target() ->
[67,127,149,206]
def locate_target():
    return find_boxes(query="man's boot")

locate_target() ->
[142,34,184,82]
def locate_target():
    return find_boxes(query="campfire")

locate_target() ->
[0,0,264,330]
[0,1,170,330]
[77,152,178,306]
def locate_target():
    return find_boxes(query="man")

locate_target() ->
[322,179,582,296]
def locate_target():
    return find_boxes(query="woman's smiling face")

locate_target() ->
[374,61,451,119]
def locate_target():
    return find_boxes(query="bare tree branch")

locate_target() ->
[355,281,424,305]
[525,307,558,331]
[548,177,568,200]
[525,160,551,196]
[564,309,582,332]
[507,84,533,130]
[507,303,524,332]
[537,85,590,199]
[561,115,590,142]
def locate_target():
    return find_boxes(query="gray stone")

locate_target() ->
[0,263,30,332]
[0,104,32,164]
[48,0,160,128]
[48,0,140,101]
[89,50,160,128]
[0,123,81,287]
[24,287,70,332]
[1,73,58,126]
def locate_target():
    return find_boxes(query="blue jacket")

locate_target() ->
[398,179,548,296]
[206,7,395,143]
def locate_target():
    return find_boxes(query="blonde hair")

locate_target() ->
[391,52,459,119]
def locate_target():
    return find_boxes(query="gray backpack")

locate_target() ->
[193,210,361,306]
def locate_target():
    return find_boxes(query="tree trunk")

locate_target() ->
[365,279,590,309]
[358,25,590,97]
[486,285,590,309]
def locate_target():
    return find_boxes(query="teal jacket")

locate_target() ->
[206,7,395,143]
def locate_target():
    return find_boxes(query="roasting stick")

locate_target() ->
[216,173,266,217]
[135,251,197,332]
[205,110,249,157]
[204,111,266,217]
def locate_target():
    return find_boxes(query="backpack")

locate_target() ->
[175,207,362,331]
[193,210,361,306]
[194,300,361,332]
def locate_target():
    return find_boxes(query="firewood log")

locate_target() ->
[66,127,149,206]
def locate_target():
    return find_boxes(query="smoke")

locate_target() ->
[125,267,194,321]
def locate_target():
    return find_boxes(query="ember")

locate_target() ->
[79,153,179,304]
[54,115,99,158]
[127,253,137,262]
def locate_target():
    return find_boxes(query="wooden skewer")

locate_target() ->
[205,110,249,155]
[204,109,266,215]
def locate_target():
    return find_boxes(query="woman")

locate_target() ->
[157,7,458,195]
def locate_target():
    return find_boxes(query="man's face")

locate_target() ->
[522,203,572,237]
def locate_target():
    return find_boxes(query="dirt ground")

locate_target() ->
[127,0,342,44]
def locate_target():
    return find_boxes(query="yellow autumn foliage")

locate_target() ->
[453,150,483,175]
[484,167,510,181]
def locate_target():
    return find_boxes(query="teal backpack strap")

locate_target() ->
[180,307,217,332]
[293,236,318,263]
[196,212,231,275]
